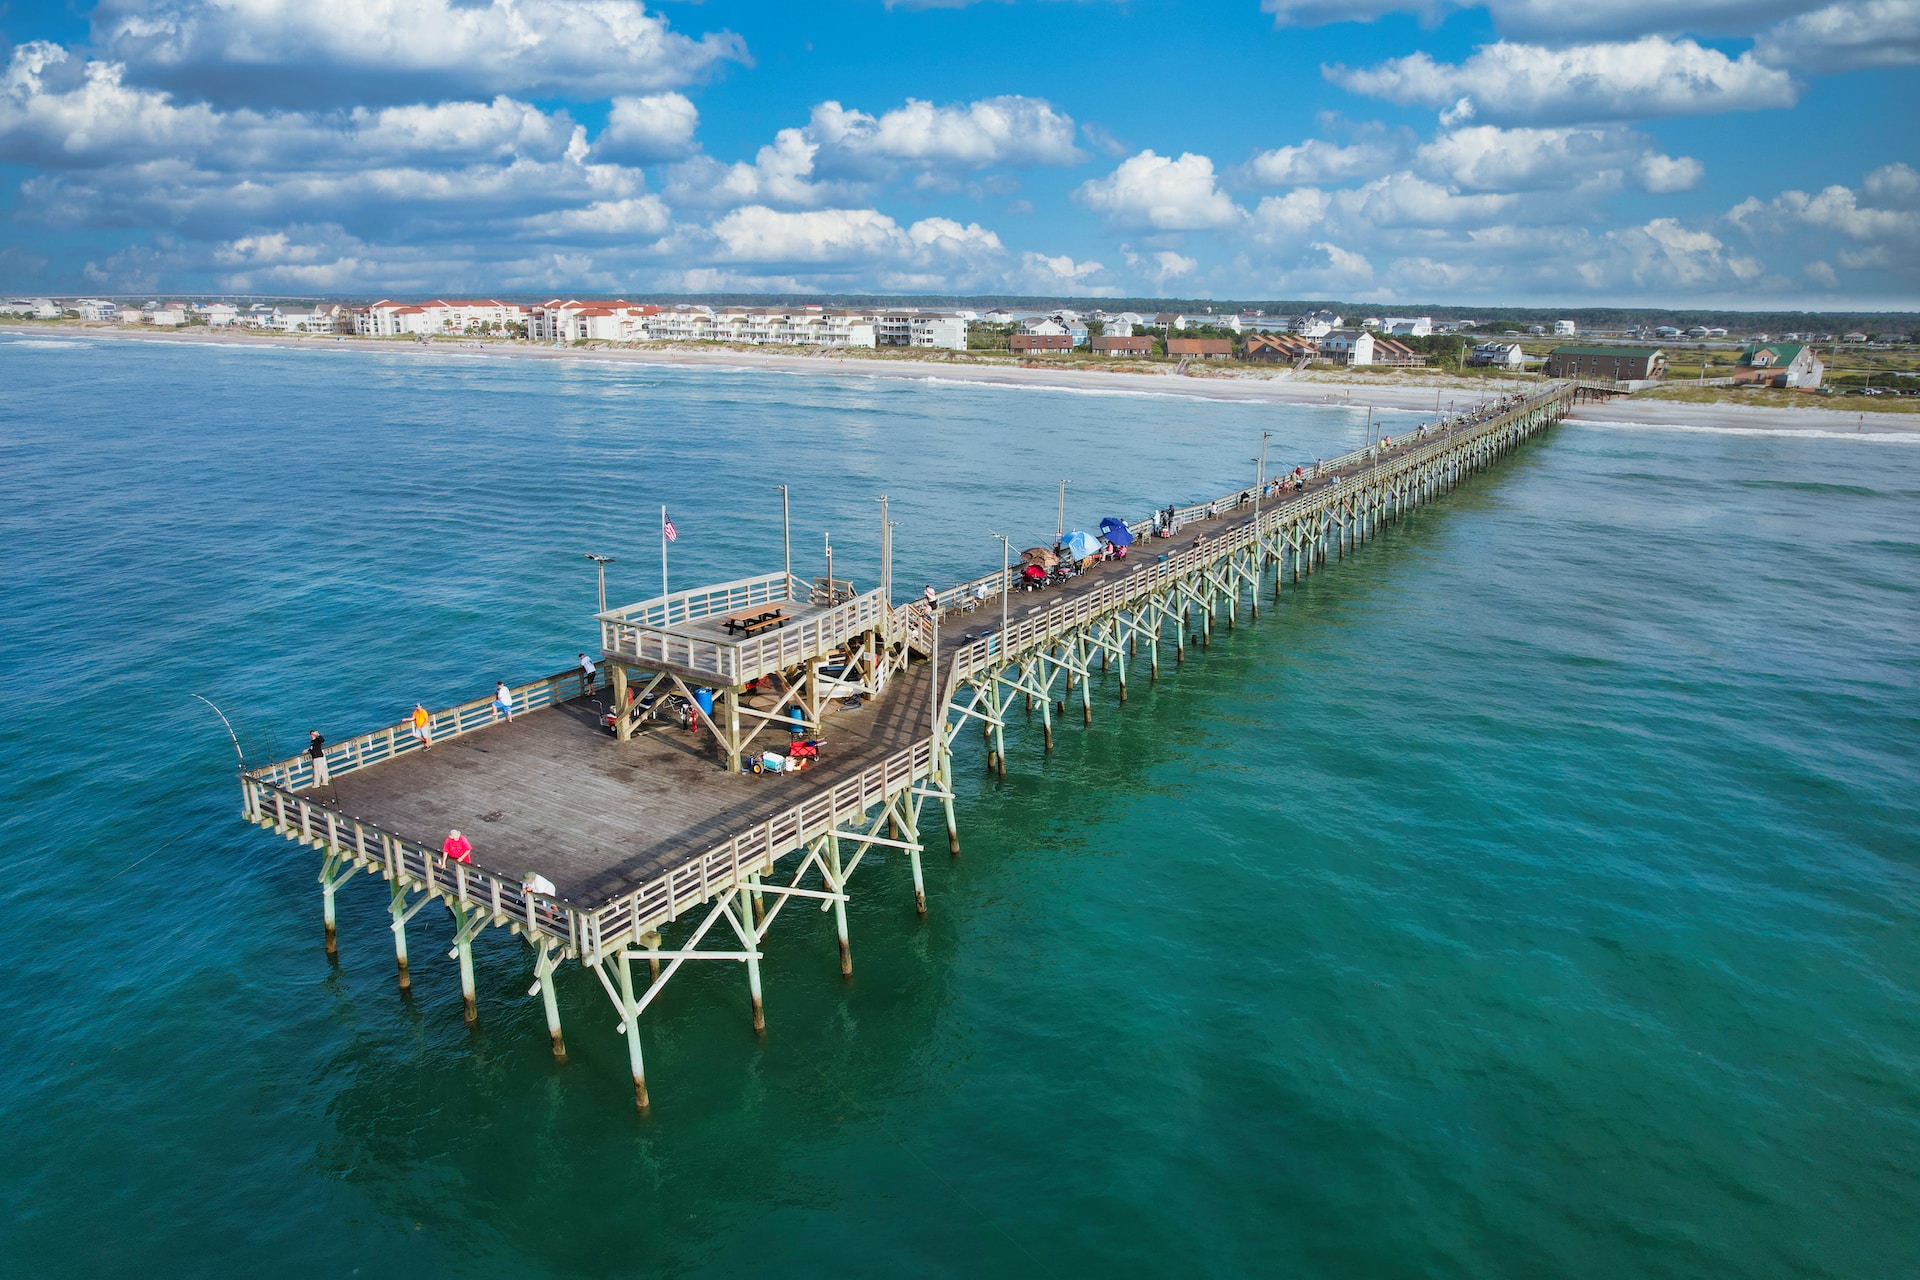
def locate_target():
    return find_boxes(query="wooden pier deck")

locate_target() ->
[310,664,933,906]
[239,382,1576,1107]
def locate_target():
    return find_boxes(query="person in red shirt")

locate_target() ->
[442,829,472,865]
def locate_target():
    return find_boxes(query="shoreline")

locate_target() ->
[7,322,1914,435]
[0,323,1522,411]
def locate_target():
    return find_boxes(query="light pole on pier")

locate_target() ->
[1256,430,1270,527]
[875,495,891,605]
[823,531,833,604]
[991,532,1011,648]
[773,485,791,595]
[583,553,615,614]
[1057,478,1070,539]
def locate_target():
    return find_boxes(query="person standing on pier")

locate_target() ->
[307,730,330,789]
[442,829,472,865]
[411,703,432,749]
[494,681,514,723]
[579,652,596,695]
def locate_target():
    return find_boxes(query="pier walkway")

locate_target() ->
[240,381,1575,1107]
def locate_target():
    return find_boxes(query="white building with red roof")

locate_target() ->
[356,299,532,338]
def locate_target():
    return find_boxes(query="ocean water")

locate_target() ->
[2,333,1916,1278]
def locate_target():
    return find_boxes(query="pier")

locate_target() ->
[240,381,1577,1108]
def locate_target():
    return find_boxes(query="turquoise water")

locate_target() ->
[3,334,1917,1277]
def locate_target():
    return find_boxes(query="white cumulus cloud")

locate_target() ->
[1330,38,1797,125]
[1416,125,1701,193]
[1264,0,1828,40]
[1075,150,1242,230]
[91,0,747,105]
[809,95,1080,170]
[596,93,699,164]
[1753,0,1920,73]
[1244,138,1397,185]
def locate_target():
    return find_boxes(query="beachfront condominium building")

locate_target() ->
[1544,346,1667,380]
[629,305,876,347]
[529,300,659,342]
[872,311,967,350]
[1242,332,1320,363]
[76,299,117,322]
[359,299,534,338]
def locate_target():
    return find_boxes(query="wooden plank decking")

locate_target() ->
[307,661,931,906]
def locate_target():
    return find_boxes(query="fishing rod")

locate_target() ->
[192,693,248,771]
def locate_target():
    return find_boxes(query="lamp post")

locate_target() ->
[823,531,833,604]
[991,532,1011,650]
[583,553,615,614]
[1057,478,1069,539]
[773,484,791,596]
[1256,430,1270,528]
[876,495,891,605]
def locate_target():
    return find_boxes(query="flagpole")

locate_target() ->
[660,505,670,603]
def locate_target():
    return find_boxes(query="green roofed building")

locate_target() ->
[1734,341,1824,389]
[1545,346,1668,381]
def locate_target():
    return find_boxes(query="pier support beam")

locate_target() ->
[827,838,852,977]
[904,801,927,917]
[740,878,766,1032]
[388,880,412,993]
[616,951,649,1112]
[449,903,479,1023]
[319,852,352,959]
[534,946,567,1062]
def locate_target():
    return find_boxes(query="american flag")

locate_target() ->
[662,511,677,542]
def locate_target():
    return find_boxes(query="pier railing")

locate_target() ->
[599,584,891,684]
[249,667,593,793]
[945,385,1567,682]
[922,396,1540,615]
[600,570,806,630]
[242,772,579,951]
[579,736,936,959]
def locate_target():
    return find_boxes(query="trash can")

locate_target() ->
[694,687,714,719]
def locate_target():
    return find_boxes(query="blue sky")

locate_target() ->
[0,0,1914,306]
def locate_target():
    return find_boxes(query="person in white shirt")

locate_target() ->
[578,652,596,695]
[494,681,513,723]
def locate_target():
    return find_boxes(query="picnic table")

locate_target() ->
[721,607,788,637]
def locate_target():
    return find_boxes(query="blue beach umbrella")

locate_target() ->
[1098,516,1134,547]
[1060,529,1100,561]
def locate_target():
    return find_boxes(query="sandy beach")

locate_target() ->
[1562,397,1920,438]
[11,322,1916,437]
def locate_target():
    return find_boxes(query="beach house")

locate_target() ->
[1733,341,1823,389]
